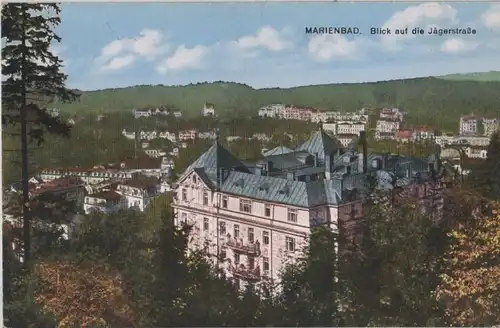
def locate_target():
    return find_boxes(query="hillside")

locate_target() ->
[438,71,500,82]
[54,78,500,131]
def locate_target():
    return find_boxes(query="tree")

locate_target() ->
[469,131,500,200]
[34,259,135,328]
[275,226,341,326]
[2,3,79,263]
[437,201,500,326]
[342,195,447,326]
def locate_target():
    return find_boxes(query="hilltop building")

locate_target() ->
[202,103,216,116]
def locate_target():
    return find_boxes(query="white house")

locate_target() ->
[84,190,126,214]
[202,103,216,116]
[134,109,153,118]
[122,129,136,140]
[376,119,400,133]
[116,175,160,212]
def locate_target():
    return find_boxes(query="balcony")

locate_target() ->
[226,236,261,256]
[230,264,261,282]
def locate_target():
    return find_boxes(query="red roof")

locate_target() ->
[415,126,433,132]
[30,176,83,196]
[396,129,412,138]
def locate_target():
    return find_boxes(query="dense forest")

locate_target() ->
[439,71,500,82]
[53,78,500,132]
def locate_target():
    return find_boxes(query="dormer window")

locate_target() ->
[192,175,197,183]
[234,178,245,188]
[258,183,269,192]
[279,185,290,195]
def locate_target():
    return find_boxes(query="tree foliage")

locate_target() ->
[1,3,78,144]
[35,260,135,328]
[276,226,341,326]
[437,201,500,326]
[469,131,500,200]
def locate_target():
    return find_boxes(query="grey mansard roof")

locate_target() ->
[296,130,343,162]
[263,146,293,157]
[179,134,440,209]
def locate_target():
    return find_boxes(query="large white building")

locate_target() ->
[40,157,170,184]
[434,135,491,148]
[459,115,480,136]
[173,129,444,289]
[336,121,366,135]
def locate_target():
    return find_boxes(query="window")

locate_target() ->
[234,253,240,264]
[234,224,240,239]
[219,221,226,235]
[239,199,252,213]
[203,217,209,231]
[192,175,197,183]
[263,231,269,245]
[203,192,209,205]
[222,195,228,209]
[182,189,187,201]
[264,204,271,217]
[248,257,255,270]
[248,227,254,243]
[181,213,187,224]
[220,247,227,260]
[263,257,270,272]
[287,209,298,223]
[285,236,296,252]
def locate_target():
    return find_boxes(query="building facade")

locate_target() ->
[459,115,479,136]
[173,129,444,289]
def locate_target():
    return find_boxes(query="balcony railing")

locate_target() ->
[230,264,261,282]
[225,236,261,256]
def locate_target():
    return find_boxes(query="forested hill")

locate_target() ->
[438,71,500,82]
[55,77,500,131]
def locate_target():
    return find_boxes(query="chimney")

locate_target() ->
[325,154,334,180]
[267,160,274,172]
[360,131,368,174]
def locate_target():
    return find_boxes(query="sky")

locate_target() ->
[51,2,500,90]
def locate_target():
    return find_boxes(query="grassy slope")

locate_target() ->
[55,77,500,130]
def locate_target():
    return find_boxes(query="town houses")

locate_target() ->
[82,173,161,214]
[134,106,183,119]
[40,156,170,183]
[179,129,198,141]
[172,129,444,289]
